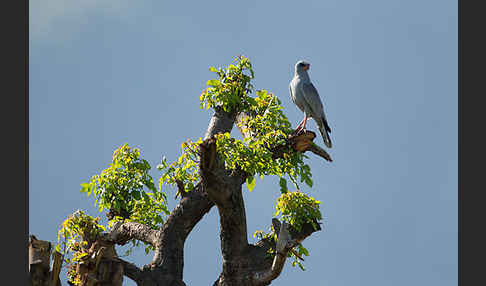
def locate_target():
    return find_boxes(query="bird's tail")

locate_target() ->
[318,117,332,148]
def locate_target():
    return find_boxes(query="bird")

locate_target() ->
[289,60,332,148]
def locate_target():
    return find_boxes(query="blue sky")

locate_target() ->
[29,1,457,285]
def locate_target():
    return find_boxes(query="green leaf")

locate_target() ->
[302,247,309,256]
[304,177,313,188]
[207,79,220,87]
[246,176,256,192]
[209,66,217,72]
[132,190,141,200]
[80,183,89,192]
[279,177,288,193]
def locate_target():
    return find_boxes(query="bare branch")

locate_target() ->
[117,257,144,283]
[285,131,332,162]
[252,219,321,285]
[308,142,333,162]
[106,221,158,247]
[204,107,236,140]
[144,183,215,281]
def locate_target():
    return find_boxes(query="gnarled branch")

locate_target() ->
[106,221,159,247]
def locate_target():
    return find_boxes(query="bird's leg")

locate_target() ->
[295,117,306,131]
[295,115,308,134]
[302,116,308,131]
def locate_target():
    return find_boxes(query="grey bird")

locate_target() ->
[289,60,332,148]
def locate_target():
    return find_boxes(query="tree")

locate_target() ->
[29,55,332,286]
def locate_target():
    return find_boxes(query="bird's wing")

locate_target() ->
[302,82,331,133]
[290,78,305,113]
[302,82,324,117]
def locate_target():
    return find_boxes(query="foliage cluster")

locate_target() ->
[81,144,169,229]
[157,138,202,196]
[275,191,322,231]
[200,54,255,113]
[56,210,106,285]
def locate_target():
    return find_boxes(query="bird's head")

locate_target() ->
[295,60,310,73]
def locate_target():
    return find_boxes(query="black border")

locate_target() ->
[458,0,486,286]
[4,0,28,284]
[459,0,485,285]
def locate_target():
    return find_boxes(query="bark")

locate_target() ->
[107,222,159,246]
[51,251,63,286]
[29,235,51,286]
[29,235,62,286]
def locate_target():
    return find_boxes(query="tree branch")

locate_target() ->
[204,106,236,140]
[273,131,332,162]
[200,111,252,284]
[116,257,144,283]
[252,219,321,285]
[199,137,235,205]
[199,136,249,250]
[112,186,214,286]
[106,221,159,247]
